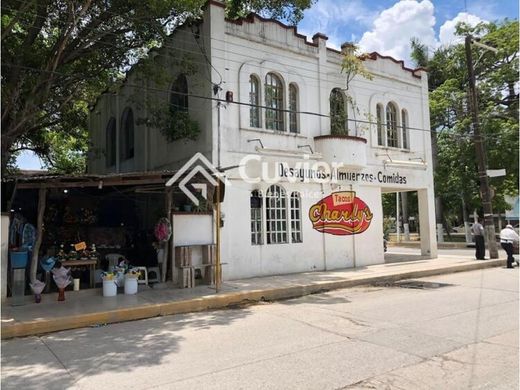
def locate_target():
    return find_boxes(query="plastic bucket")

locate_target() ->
[102,280,117,297]
[10,251,28,268]
[124,277,138,295]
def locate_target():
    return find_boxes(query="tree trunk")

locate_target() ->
[30,188,46,283]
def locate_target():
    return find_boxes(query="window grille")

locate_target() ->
[401,109,409,149]
[386,103,398,148]
[266,185,288,244]
[376,104,384,146]
[290,192,302,243]
[265,73,284,131]
[289,84,299,133]
[249,75,260,128]
[250,190,263,245]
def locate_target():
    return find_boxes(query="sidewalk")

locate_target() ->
[1,256,506,339]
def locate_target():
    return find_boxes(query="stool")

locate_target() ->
[147,267,160,283]
[134,266,148,286]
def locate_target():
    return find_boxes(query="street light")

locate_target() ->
[464,35,499,259]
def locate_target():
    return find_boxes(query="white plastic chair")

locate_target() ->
[105,253,124,270]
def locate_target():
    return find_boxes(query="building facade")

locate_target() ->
[88,1,437,280]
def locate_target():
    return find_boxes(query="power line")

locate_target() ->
[4,61,510,144]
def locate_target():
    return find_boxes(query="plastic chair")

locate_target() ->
[105,253,124,270]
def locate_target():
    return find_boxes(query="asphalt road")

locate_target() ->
[2,267,518,390]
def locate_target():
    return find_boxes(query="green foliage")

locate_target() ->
[410,19,519,222]
[225,0,313,24]
[145,107,201,142]
[340,43,374,91]
[1,0,312,174]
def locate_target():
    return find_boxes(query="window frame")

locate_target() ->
[289,83,299,134]
[170,74,189,113]
[120,107,134,161]
[385,102,398,148]
[265,185,288,244]
[330,88,347,135]
[376,104,384,146]
[250,190,263,245]
[105,117,116,167]
[265,73,285,131]
[290,192,302,243]
[401,109,409,149]
[249,75,261,128]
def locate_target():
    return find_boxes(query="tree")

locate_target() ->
[410,19,519,227]
[1,0,313,175]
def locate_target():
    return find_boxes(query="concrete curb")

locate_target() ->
[1,259,506,339]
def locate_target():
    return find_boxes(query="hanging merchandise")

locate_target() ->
[21,223,36,250]
[154,217,172,242]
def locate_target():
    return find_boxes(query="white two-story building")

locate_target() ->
[88,0,437,280]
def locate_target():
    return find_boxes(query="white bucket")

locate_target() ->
[124,277,138,295]
[73,278,80,291]
[102,280,117,297]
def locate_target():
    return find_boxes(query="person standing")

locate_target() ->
[500,224,519,269]
[472,218,485,260]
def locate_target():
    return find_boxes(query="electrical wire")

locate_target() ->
[3,61,511,143]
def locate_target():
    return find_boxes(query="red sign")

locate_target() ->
[309,191,373,236]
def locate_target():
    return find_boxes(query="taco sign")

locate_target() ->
[309,191,373,236]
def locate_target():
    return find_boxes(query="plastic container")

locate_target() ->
[10,251,28,268]
[102,279,117,297]
[124,277,138,295]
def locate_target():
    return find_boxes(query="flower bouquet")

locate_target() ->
[126,267,141,279]
[154,217,172,242]
[52,266,72,301]
[29,280,46,303]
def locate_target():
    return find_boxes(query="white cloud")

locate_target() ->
[299,0,378,49]
[438,12,484,46]
[358,0,437,64]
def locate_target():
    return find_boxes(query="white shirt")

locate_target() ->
[472,222,484,236]
[500,228,519,243]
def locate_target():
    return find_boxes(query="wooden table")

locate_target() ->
[61,259,97,288]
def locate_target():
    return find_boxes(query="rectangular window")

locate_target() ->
[250,191,263,245]
[266,186,288,244]
[290,193,302,243]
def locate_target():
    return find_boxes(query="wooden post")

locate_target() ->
[162,188,172,283]
[30,188,46,283]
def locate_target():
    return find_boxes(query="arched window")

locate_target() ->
[330,88,347,135]
[265,73,284,131]
[401,109,409,149]
[376,104,384,146]
[290,192,302,243]
[289,83,299,133]
[105,117,116,167]
[250,190,263,245]
[386,102,398,148]
[170,74,188,113]
[249,75,260,128]
[120,108,134,160]
[266,185,287,244]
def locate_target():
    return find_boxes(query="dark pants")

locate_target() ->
[475,235,485,260]
[501,242,515,268]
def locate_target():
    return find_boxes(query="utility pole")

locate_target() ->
[464,35,498,259]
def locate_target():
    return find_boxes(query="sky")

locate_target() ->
[299,0,518,63]
[15,0,518,170]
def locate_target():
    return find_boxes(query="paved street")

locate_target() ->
[2,267,518,390]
